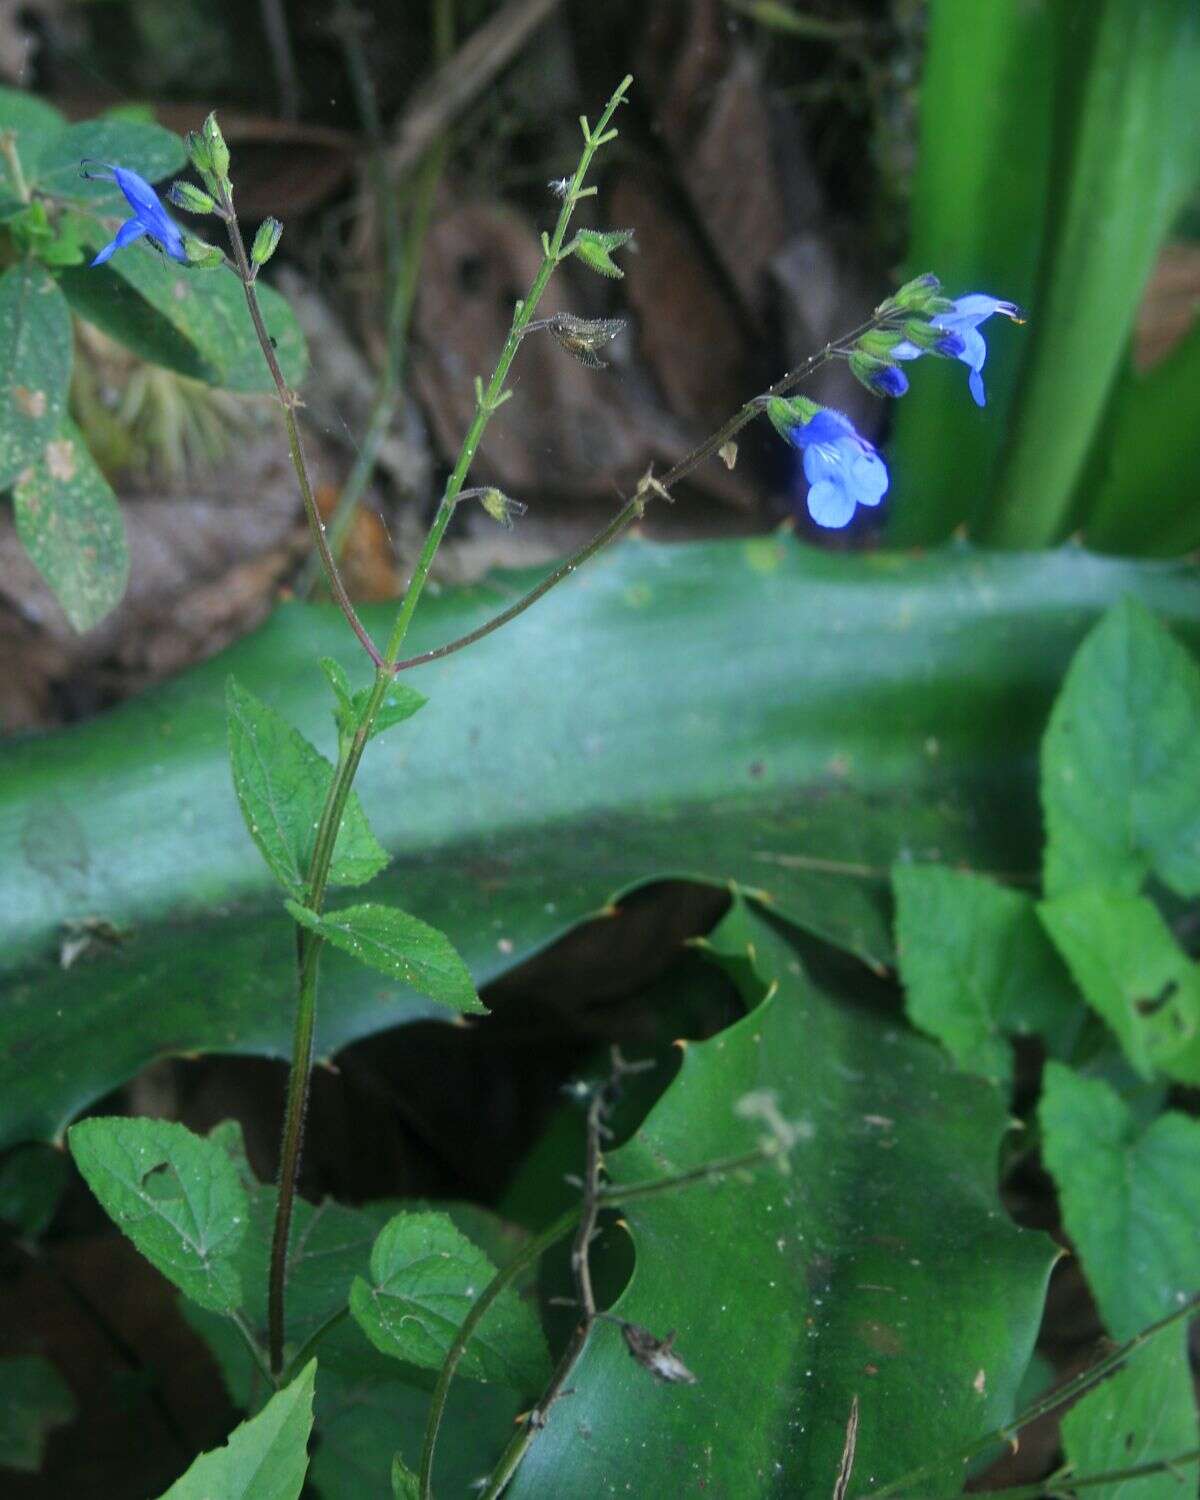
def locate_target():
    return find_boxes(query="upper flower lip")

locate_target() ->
[890,293,1023,407]
[82,160,187,267]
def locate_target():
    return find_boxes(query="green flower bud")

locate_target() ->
[765,395,819,442]
[569,227,634,279]
[202,111,231,182]
[877,271,943,316]
[251,216,283,266]
[182,232,225,269]
[167,180,216,214]
[855,329,902,360]
[478,487,527,529]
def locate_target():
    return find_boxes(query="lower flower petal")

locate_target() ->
[969,367,986,406]
[806,478,857,529]
[850,450,888,507]
[91,217,148,266]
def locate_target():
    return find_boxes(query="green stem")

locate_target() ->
[284,1304,351,1382]
[263,73,632,1381]
[229,1308,277,1391]
[0,131,30,203]
[972,1449,1200,1500]
[419,1209,579,1499]
[862,1293,1200,1498]
[388,313,885,675]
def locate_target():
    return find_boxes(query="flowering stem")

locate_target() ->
[389,312,887,675]
[260,74,631,1378]
[219,188,384,669]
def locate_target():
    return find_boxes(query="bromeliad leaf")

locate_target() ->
[894,864,1080,1083]
[1040,1062,1200,1340]
[349,1210,549,1390]
[0,1355,74,1473]
[1042,598,1200,898]
[226,677,388,899]
[156,1360,315,1500]
[13,418,129,633]
[1060,1336,1199,1498]
[0,263,73,490]
[1038,888,1200,1084]
[285,902,483,1014]
[67,1116,247,1313]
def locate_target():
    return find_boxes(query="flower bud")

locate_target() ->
[877,271,943,315]
[251,216,283,267]
[855,329,902,360]
[569,228,634,279]
[202,111,231,182]
[849,352,909,398]
[167,180,216,214]
[182,233,224,269]
[764,394,820,443]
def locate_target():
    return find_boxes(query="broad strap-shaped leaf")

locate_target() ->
[1060,1335,1199,1499]
[68,1116,247,1313]
[349,1210,549,1390]
[507,903,1057,1498]
[894,863,1080,1083]
[59,246,307,394]
[226,677,388,899]
[156,1360,315,1500]
[1040,1062,1200,1340]
[0,262,73,490]
[4,544,1200,1150]
[12,418,129,633]
[1039,888,1200,1083]
[1042,597,1200,898]
[286,902,483,1014]
[0,1355,74,1473]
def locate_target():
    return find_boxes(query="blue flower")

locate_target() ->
[894,294,1023,407]
[788,407,888,529]
[83,162,187,267]
[866,362,909,398]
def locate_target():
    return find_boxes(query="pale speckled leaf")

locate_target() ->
[226,677,388,898]
[12,418,129,632]
[0,263,72,490]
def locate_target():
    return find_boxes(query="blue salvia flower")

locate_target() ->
[893,294,1024,407]
[768,398,888,529]
[82,162,187,267]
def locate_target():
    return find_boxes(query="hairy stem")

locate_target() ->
[973,1448,1200,1500]
[263,73,632,1379]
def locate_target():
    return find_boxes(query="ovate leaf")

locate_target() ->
[286,902,482,1014]
[0,262,72,490]
[1060,1336,1199,1500]
[0,1355,74,1472]
[1042,597,1200,897]
[319,659,426,743]
[1039,889,1200,1083]
[30,120,184,208]
[507,904,1056,1498]
[349,1210,549,1390]
[894,863,1080,1083]
[12,419,129,632]
[226,677,388,898]
[1040,1062,1200,1339]
[157,1360,315,1500]
[68,1116,247,1313]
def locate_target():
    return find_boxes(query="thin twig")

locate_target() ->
[971,1447,1200,1499]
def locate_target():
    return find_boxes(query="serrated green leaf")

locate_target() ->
[1040,1062,1200,1340]
[68,1116,247,1313]
[1042,597,1200,898]
[30,119,185,209]
[157,1360,315,1500]
[1060,1335,1199,1500]
[0,1354,74,1472]
[391,1455,420,1499]
[1039,889,1200,1083]
[3,544,1200,1149]
[894,864,1081,1083]
[508,903,1056,1498]
[226,677,388,898]
[319,659,426,744]
[348,1210,548,1390]
[0,262,73,490]
[286,902,482,1014]
[12,418,129,633]
[58,250,307,393]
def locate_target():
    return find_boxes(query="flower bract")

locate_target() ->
[786,407,889,529]
[84,163,187,267]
